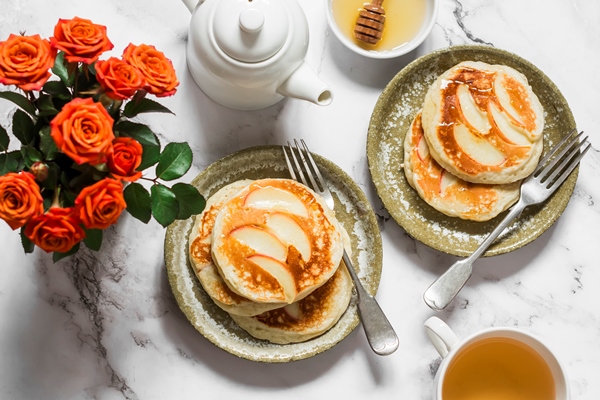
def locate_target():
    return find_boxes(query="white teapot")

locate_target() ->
[182,0,333,110]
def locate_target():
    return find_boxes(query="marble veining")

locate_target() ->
[0,0,599,399]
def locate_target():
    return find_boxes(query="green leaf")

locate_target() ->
[52,242,80,263]
[0,151,22,175]
[150,184,179,227]
[137,143,160,171]
[123,97,174,118]
[87,62,97,76]
[20,226,35,254]
[52,52,75,87]
[43,80,72,100]
[0,91,37,117]
[20,145,43,168]
[155,142,193,181]
[76,66,97,93]
[39,126,60,160]
[83,229,103,251]
[60,171,71,189]
[42,196,52,212]
[171,183,206,220]
[61,189,76,208]
[12,109,35,145]
[0,125,9,151]
[123,182,152,223]
[106,100,122,121]
[114,121,159,146]
[36,94,59,117]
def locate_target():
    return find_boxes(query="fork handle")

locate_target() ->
[343,251,399,356]
[423,199,527,311]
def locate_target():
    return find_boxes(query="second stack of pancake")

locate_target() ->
[404,61,545,221]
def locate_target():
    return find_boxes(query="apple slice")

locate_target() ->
[244,186,308,218]
[266,213,311,262]
[247,255,296,303]
[494,74,525,125]
[457,84,491,134]
[453,123,505,166]
[439,169,460,194]
[416,133,429,162]
[283,302,302,320]
[489,103,531,146]
[230,226,287,262]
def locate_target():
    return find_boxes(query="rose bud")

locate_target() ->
[30,162,49,182]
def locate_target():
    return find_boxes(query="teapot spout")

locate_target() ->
[277,62,333,106]
[183,0,200,12]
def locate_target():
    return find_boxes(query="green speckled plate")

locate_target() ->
[367,45,577,257]
[164,146,382,362]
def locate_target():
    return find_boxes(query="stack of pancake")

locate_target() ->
[188,178,352,344]
[403,61,545,221]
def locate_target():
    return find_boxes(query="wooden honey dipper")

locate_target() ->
[354,0,386,45]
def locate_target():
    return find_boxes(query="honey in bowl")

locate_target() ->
[443,337,556,400]
[332,0,428,51]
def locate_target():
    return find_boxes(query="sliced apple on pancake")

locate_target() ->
[453,122,505,166]
[489,103,532,146]
[265,212,312,262]
[417,130,430,162]
[230,225,287,262]
[244,186,308,218]
[247,255,296,304]
[457,84,491,134]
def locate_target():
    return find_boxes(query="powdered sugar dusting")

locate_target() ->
[367,46,578,257]
[165,146,380,361]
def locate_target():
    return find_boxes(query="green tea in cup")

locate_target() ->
[443,336,555,400]
[424,317,568,400]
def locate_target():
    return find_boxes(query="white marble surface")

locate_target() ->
[1,0,599,399]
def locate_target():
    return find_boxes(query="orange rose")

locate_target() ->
[0,34,56,91]
[0,172,44,230]
[25,207,85,253]
[107,137,143,182]
[50,17,113,64]
[122,43,179,97]
[96,57,146,100]
[74,178,126,229]
[50,97,115,165]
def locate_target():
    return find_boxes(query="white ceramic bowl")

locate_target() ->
[325,0,439,59]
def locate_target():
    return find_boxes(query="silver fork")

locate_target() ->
[283,139,399,356]
[423,129,591,311]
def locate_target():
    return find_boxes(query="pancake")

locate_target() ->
[230,259,353,344]
[211,178,345,305]
[189,180,288,316]
[404,111,520,221]
[421,61,544,184]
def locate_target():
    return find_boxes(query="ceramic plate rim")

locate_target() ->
[164,145,383,362]
[366,44,578,257]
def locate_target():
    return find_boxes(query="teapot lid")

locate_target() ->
[213,0,289,63]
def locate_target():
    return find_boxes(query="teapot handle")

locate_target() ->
[183,0,205,13]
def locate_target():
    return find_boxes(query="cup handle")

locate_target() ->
[424,316,459,358]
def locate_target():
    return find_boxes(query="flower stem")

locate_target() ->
[51,186,62,209]
[140,176,158,184]
[73,67,80,97]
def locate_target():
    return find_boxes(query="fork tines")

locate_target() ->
[283,139,326,193]
[534,129,591,188]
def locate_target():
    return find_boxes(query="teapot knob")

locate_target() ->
[239,9,264,33]
[212,0,288,62]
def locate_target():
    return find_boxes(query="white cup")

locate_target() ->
[424,316,569,400]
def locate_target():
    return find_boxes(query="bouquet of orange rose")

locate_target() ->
[0,17,205,262]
